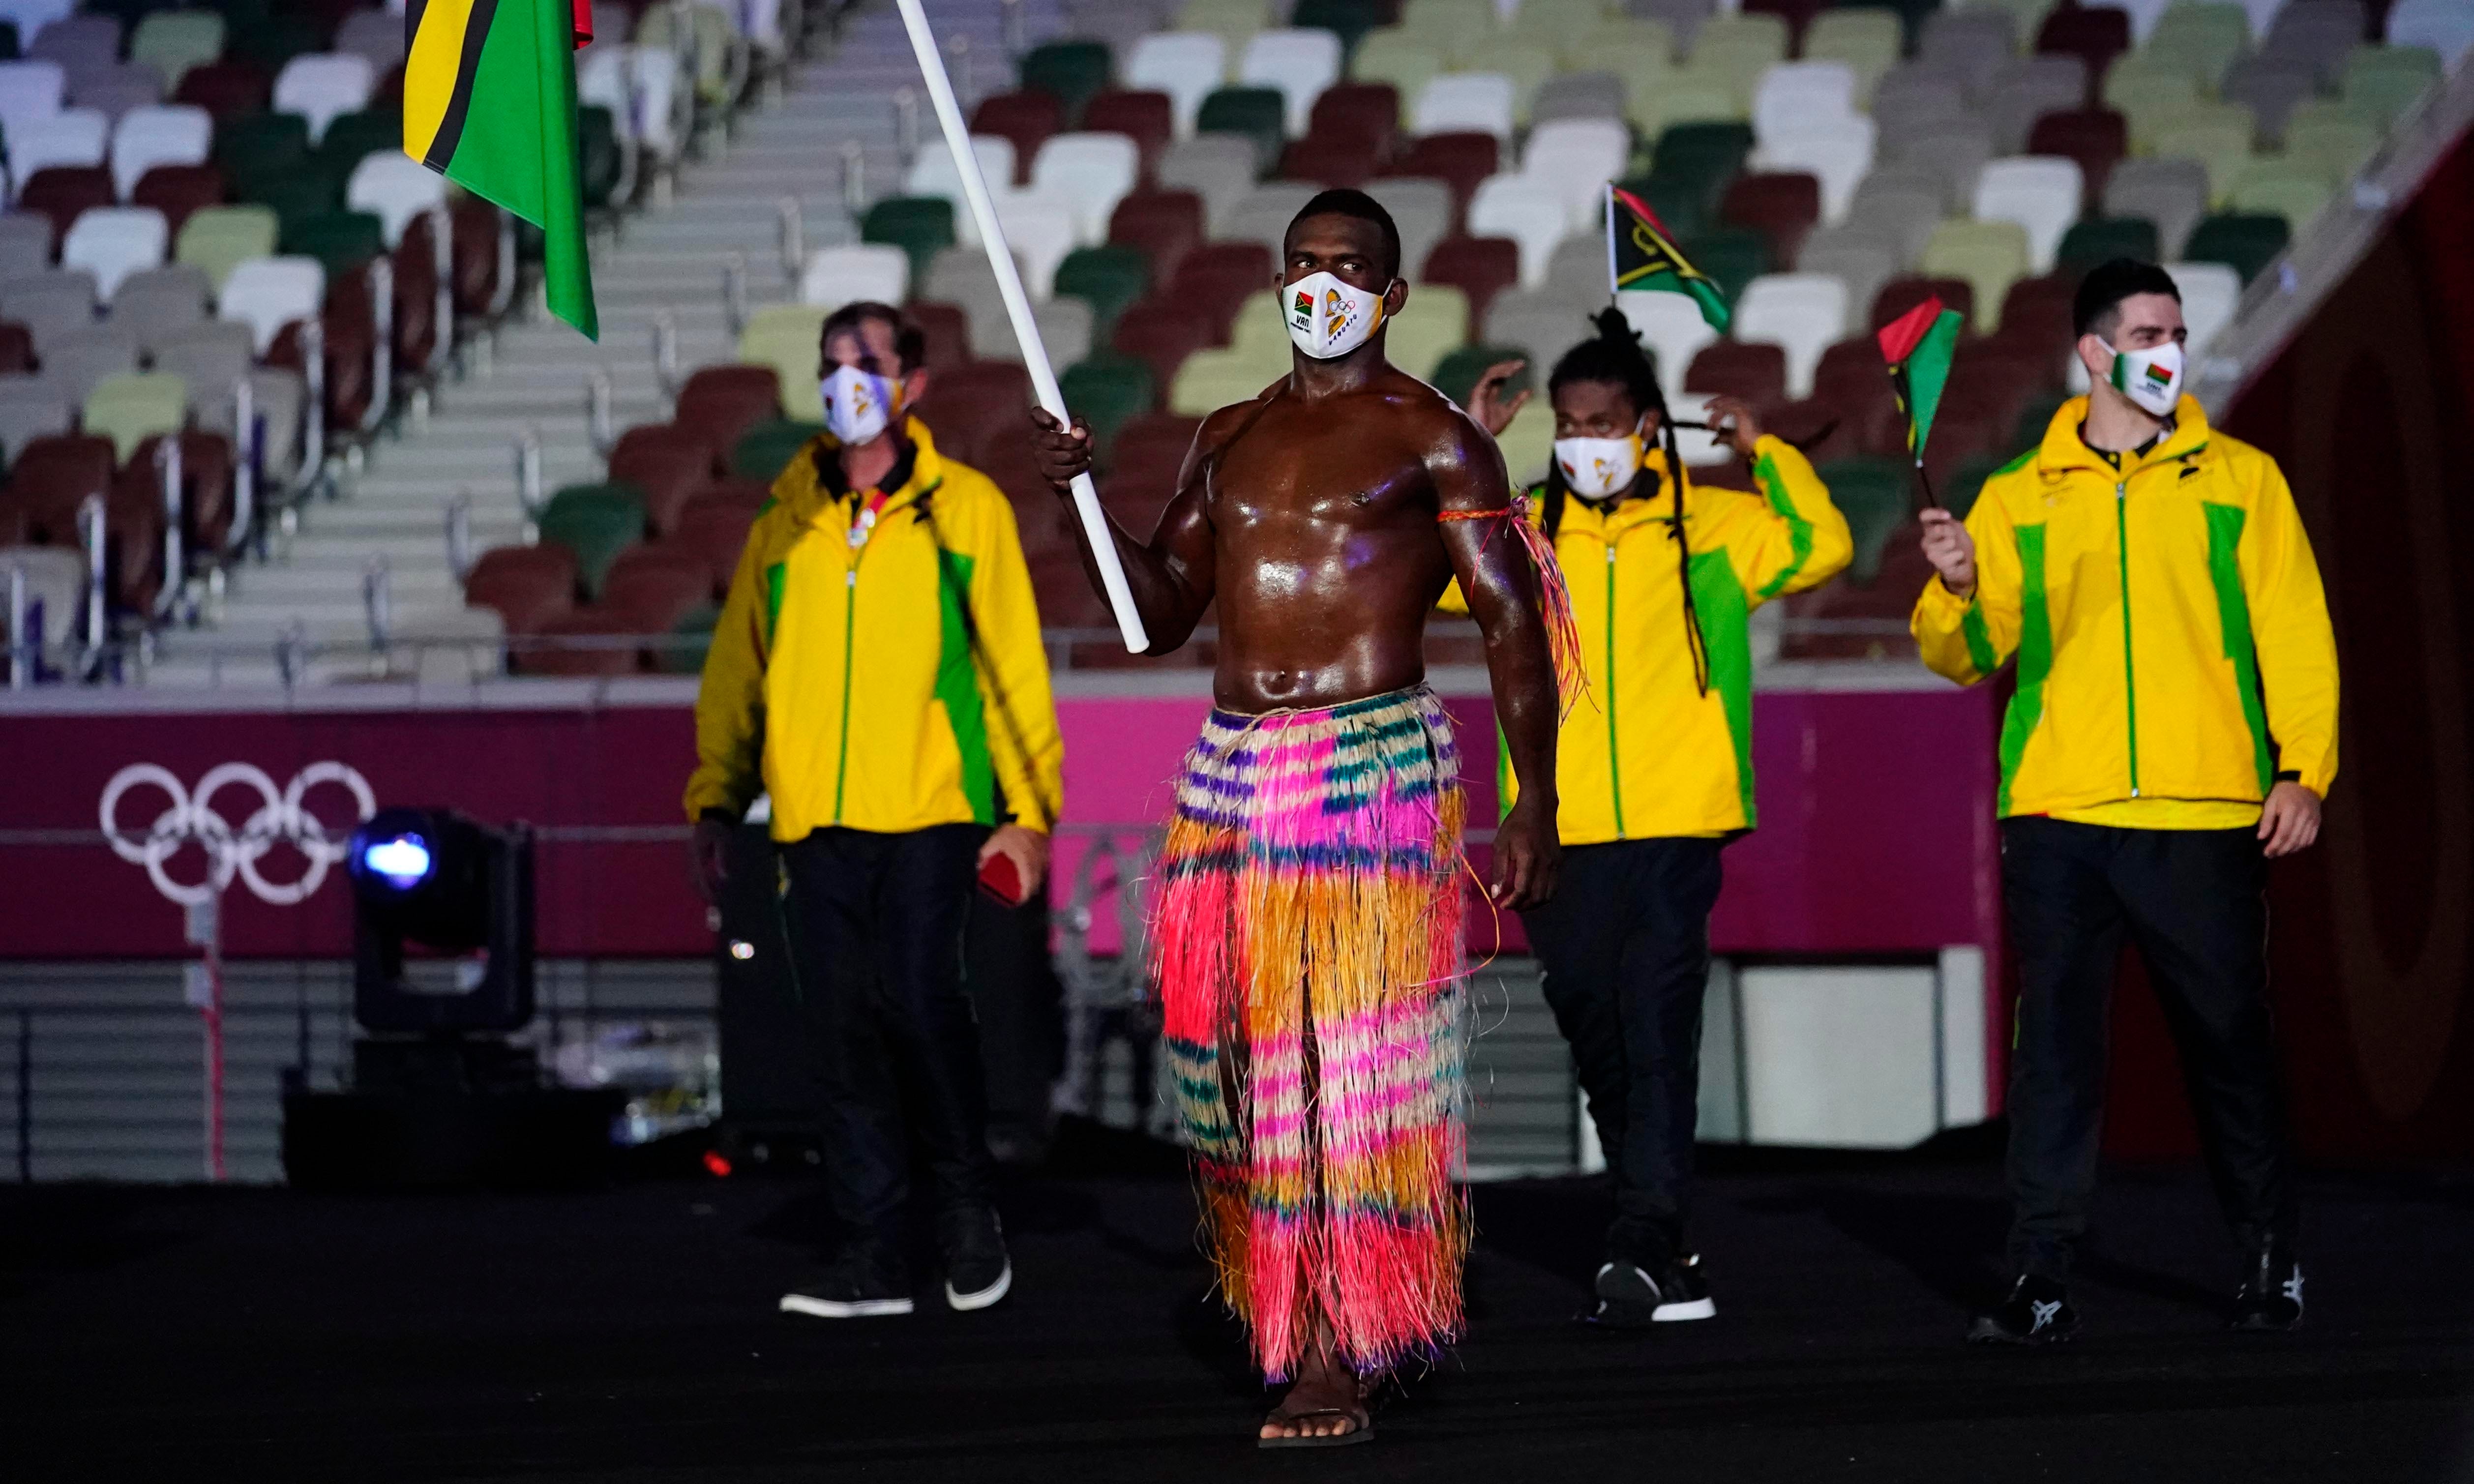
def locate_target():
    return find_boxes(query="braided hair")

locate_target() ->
[1539,307,1709,695]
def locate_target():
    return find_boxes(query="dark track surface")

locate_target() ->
[6,1140,2472,1482]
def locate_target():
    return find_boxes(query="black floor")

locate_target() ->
[5,1136,2473,1483]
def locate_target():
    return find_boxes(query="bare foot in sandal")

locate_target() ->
[1259,1349,1372,1446]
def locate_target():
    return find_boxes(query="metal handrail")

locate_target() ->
[153,434,183,622]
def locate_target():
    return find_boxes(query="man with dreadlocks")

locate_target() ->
[1458,307,1850,1324]
[1030,188,1564,1447]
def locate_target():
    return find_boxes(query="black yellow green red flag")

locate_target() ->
[405,0,599,339]
[1875,293,1963,464]
[1605,183,1729,332]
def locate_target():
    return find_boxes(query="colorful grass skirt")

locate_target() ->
[1150,685,1470,1380]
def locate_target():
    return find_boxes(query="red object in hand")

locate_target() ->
[978,851,1025,908]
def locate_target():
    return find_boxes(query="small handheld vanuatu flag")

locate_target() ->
[1875,293,1964,505]
[1607,183,1729,331]
[406,0,599,339]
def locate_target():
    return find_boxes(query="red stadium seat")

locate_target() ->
[1420,235,1519,323]
[1813,336,1908,458]
[0,321,30,375]
[671,502,759,596]
[1166,240,1273,342]
[1081,90,1174,178]
[609,425,716,534]
[1720,172,1823,271]
[1308,83,1400,162]
[1685,340,1790,412]
[1763,396,1865,465]
[904,299,972,370]
[911,359,1032,467]
[1743,0,1822,47]
[1386,132,1498,214]
[520,609,640,676]
[599,543,715,643]
[174,60,272,119]
[1279,130,1384,189]
[448,198,505,316]
[676,366,784,465]
[127,431,236,552]
[2035,5,2131,86]
[0,433,116,542]
[2027,108,2128,203]
[1106,413,1201,491]
[1109,188,1206,282]
[131,165,227,239]
[18,168,116,249]
[970,92,1063,182]
[1109,304,1215,391]
[1996,273,2076,365]
[463,544,580,634]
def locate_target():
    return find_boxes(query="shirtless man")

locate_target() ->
[1031,188,1561,1447]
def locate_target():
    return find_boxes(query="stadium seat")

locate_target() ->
[333,10,406,74]
[1239,29,1341,136]
[1429,341,1528,411]
[1890,120,1992,215]
[172,58,267,120]
[1813,457,1909,582]
[272,54,373,146]
[1352,31,1446,127]
[1165,238,1273,340]
[729,417,824,482]
[1871,275,1974,338]
[1531,70,1627,129]
[601,543,716,668]
[913,359,1034,467]
[685,378,791,475]
[42,324,136,406]
[15,163,107,246]
[1793,231,1893,334]
[2164,258,2242,357]
[1082,89,1174,177]
[1126,31,1227,136]
[60,205,166,300]
[2,428,114,544]
[344,152,445,248]
[1053,243,1152,337]
[1752,60,1856,146]
[2386,0,2474,67]
[971,90,1063,175]
[2103,156,2210,259]
[130,11,225,91]
[1720,172,1821,271]
[1734,272,1846,398]
[607,426,713,535]
[1020,39,1115,124]
[0,376,69,470]
[1920,219,2029,332]
[2182,212,2288,285]
[0,209,42,278]
[1685,339,1788,411]
[317,108,402,179]
[860,195,957,283]
[2230,161,2331,233]
[2056,215,2162,276]
[81,369,183,462]
[1466,173,1570,289]
[1413,72,1516,143]
[905,135,1017,220]
[465,542,582,634]
[143,317,250,400]
[1033,132,1142,245]
[1916,9,2015,87]
[1390,130,1499,211]
[1218,181,1319,257]
[736,304,831,417]
[104,262,207,340]
[2035,5,2130,78]
[1871,69,1969,140]
[1982,54,2089,155]
[1754,120,1874,226]
[1365,176,1454,275]
[1110,303,1217,391]
[279,208,382,276]
[798,242,909,308]
[2219,58,2320,147]
[1108,187,1205,280]
[1058,353,1157,465]
[0,56,63,142]
[216,254,324,353]
[1973,156,2084,275]
[2283,114,2380,188]
[1804,8,1902,99]
[1157,135,1257,229]
[174,204,278,292]
[1307,81,1401,158]
[108,103,210,198]
[1196,85,1286,173]
[1520,118,1630,233]
[537,483,648,597]
[6,105,104,191]
[1420,235,1519,323]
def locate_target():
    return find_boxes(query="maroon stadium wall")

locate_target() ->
[2106,127,2474,1167]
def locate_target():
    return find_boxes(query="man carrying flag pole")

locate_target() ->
[1876,294,1964,510]
[405,0,600,339]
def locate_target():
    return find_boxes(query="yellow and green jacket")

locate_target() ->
[684,418,1064,841]
[1910,395,2337,826]
[1447,436,1852,842]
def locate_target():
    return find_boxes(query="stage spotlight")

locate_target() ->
[344,807,535,1035]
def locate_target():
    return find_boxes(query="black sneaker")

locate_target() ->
[779,1249,913,1319]
[2229,1247,2304,1332]
[1967,1275,2078,1345]
[940,1206,1012,1312]
[1585,1253,1716,1327]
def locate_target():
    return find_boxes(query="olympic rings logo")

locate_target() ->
[99,762,377,907]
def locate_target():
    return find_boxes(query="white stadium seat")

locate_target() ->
[5,104,103,191]
[0,0,77,41]
[799,242,910,307]
[2167,260,2243,359]
[332,8,407,71]
[346,151,448,247]
[1752,116,1877,223]
[1127,32,1227,136]
[272,53,374,144]
[1030,131,1140,246]
[1466,173,1572,289]
[108,104,211,198]
[1238,28,1342,136]
[993,189,1080,297]
[1734,273,1849,399]
[1618,289,1720,402]
[216,255,326,353]
[0,59,62,153]
[1752,60,1856,146]
[1665,392,1735,467]
[1972,156,2085,276]
[30,14,120,74]
[1520,118,1630,234]
[906,136,1017,246]
[1413,72,1517,142]
[60,205,166,300]
[2387,0,2474,65]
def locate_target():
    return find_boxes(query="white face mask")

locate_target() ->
[1283,271,1389,359]
[820,363,902,445]
[1553,432,1644,501]
[2107,340,2185,417]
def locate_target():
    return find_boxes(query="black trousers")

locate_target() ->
[2000,816,2298,1278]
[1521,836,1726,1267]
[780,823,994,1256]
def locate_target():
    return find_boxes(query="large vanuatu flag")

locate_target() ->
[1606,182,1729,332]
[405,0,599,338]
[1874,294,1964,463]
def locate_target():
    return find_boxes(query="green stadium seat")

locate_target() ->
[1652,122,1754,188]
[1196,87,1288,174]
[1292,0,1386,54]
[246,168,345,236]
[2010,388,2070,460]
[577,105,623,209]
[2183,212,2290,285]
[1429,343,1531,410]
[1814,455,1908,583]
[1938,451,2005,523]
[1679,227,1768,303]
[731,419,827,481]
[1060,354,1158,465]
[316,110,402,178]
[214,112,312,190]
[651,601,720,675]
[860,196,957,285]
[279,208,384,275]
[1050,244,1150,336]
[2056,216,2162,276]
[538,483,650,596]
[1019,40,1113,124]
[230,17,323,77]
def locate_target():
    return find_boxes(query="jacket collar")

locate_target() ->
[789,416,947,523]
[2037,394,2213,478]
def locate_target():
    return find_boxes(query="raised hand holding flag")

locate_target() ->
[1875,294,1964,511]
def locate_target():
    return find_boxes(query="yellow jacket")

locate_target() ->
[1448,435,1852,842]
[1910,396,2337,824]
[684,418,1064,841]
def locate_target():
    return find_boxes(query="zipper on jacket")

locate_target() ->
[2115,480,2140,797]
[831,562,857,821]
[1604,542,1625,835]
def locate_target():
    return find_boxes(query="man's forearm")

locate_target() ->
[1485,614,1558,812]
[1052,488,1205,653]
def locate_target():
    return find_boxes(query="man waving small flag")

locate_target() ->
[406,0,599,339]
[1875,293,1964,509]
[1606,182,1729,332]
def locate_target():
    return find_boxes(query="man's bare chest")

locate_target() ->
[1206,410,1431,531]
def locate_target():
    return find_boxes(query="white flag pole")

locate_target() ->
[890,0,1151,653]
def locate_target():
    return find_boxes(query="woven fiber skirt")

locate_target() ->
[1149,684,1469,1380]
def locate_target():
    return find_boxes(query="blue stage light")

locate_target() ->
[361,834,434,890]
